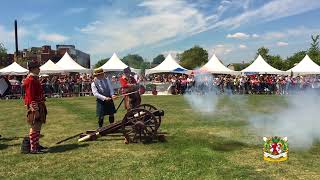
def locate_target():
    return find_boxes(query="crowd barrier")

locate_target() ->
[2,81,320,100]
[1,82,94,100]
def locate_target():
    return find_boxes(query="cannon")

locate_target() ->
[57,104,165,144]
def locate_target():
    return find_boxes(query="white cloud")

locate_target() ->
[207,0,320,30]
[252,34,259,38]
[0,25,12,44]
[64,8,87,15]
[21,13,41,21]
[209,44,233,56]
[0,25,30,48]
[261,27,320,40]
[221,0,231,5]
[277,42,289,46]
[161,50,182,58]
[226,32,250,39]
[239,44,247,49]
[75,0,320,58]
[263,32,286,40]
[79,0,208,54]
[38,33,69,43]
[77,21,102,33]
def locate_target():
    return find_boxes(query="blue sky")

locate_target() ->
[0,0,320,65]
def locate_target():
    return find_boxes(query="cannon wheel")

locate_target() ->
[122,108,159,143]
[136,104,162,128]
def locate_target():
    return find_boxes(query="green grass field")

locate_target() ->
[0,95,319,179]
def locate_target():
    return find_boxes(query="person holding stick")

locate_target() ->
[119,67,141,111]
[91,68,117,128]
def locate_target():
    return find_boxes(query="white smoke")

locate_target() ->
[183,73,320,150]
[183,73,219,114]
[249,90,320,149]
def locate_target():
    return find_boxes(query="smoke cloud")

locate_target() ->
[249,90,320,149]
[183,73,219,115]
[183,73,320,149]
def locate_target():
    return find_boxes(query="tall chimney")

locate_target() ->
[14,20,18,59]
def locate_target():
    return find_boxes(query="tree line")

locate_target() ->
[95,35,320,72]
[1,34,319,71]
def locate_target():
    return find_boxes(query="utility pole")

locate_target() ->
[14,20,19,61]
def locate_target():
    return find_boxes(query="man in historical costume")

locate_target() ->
[91,68,117,128]
[23,61,48,154]
[119,67,141,111]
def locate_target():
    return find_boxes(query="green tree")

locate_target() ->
[267,55,285,70]
[285,51,307,70]
[232,63,250,71]
[0,43,7,56]
[15,57,28,68]
[179,45,208,69]
[95,58,109,68]
[139,62,150,75]
[255,47,286,70]
[309,35,320,54]
[122,54,144,69]
[256,47,269,59]
[152,54,165,65]
[0,43,9,68]
[308,34,320,65]
[0,42,7,55]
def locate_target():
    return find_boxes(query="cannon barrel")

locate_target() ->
[152,110,164,117]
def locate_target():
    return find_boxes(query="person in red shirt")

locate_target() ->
[23,60,47,154]
[119,67,141,110]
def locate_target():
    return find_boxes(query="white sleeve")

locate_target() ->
[91,82,106,101]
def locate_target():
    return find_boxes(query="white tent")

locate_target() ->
[0,62,29,75]
[56,52,88,73]
[199,54,240,75]
[241,55,285,74]
[286,55,320,75]
[100,53,140,73]
[145,54,188,75]
[40,59,64,74]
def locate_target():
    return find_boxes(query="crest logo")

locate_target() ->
[263,136,288,162]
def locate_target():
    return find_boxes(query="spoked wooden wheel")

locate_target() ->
[137,104,162,128]
[122,108,159,143]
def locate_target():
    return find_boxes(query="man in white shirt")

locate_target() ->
[91,68,117,127]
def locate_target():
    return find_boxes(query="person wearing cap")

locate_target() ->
[91,68,117,127]
[23,60,48,154]
[119,67,141,110]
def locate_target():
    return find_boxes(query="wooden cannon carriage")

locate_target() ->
[74,104,165,144]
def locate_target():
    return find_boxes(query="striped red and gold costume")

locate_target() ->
[119,74,141,110]
[23,74,47,152]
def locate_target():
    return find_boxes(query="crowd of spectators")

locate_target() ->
[2,73,320,99]
[4,74,94,98]
[146,73,320,95]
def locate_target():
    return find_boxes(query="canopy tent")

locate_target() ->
[172,67,188,73]
[40,59,64,74]
[0,62,29,75]
[100,53,140,74]
[56,52,88,73]
[241,55,285,75]
[286,55,320,75]
[199,54,240,75]
[145,54,188,75]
